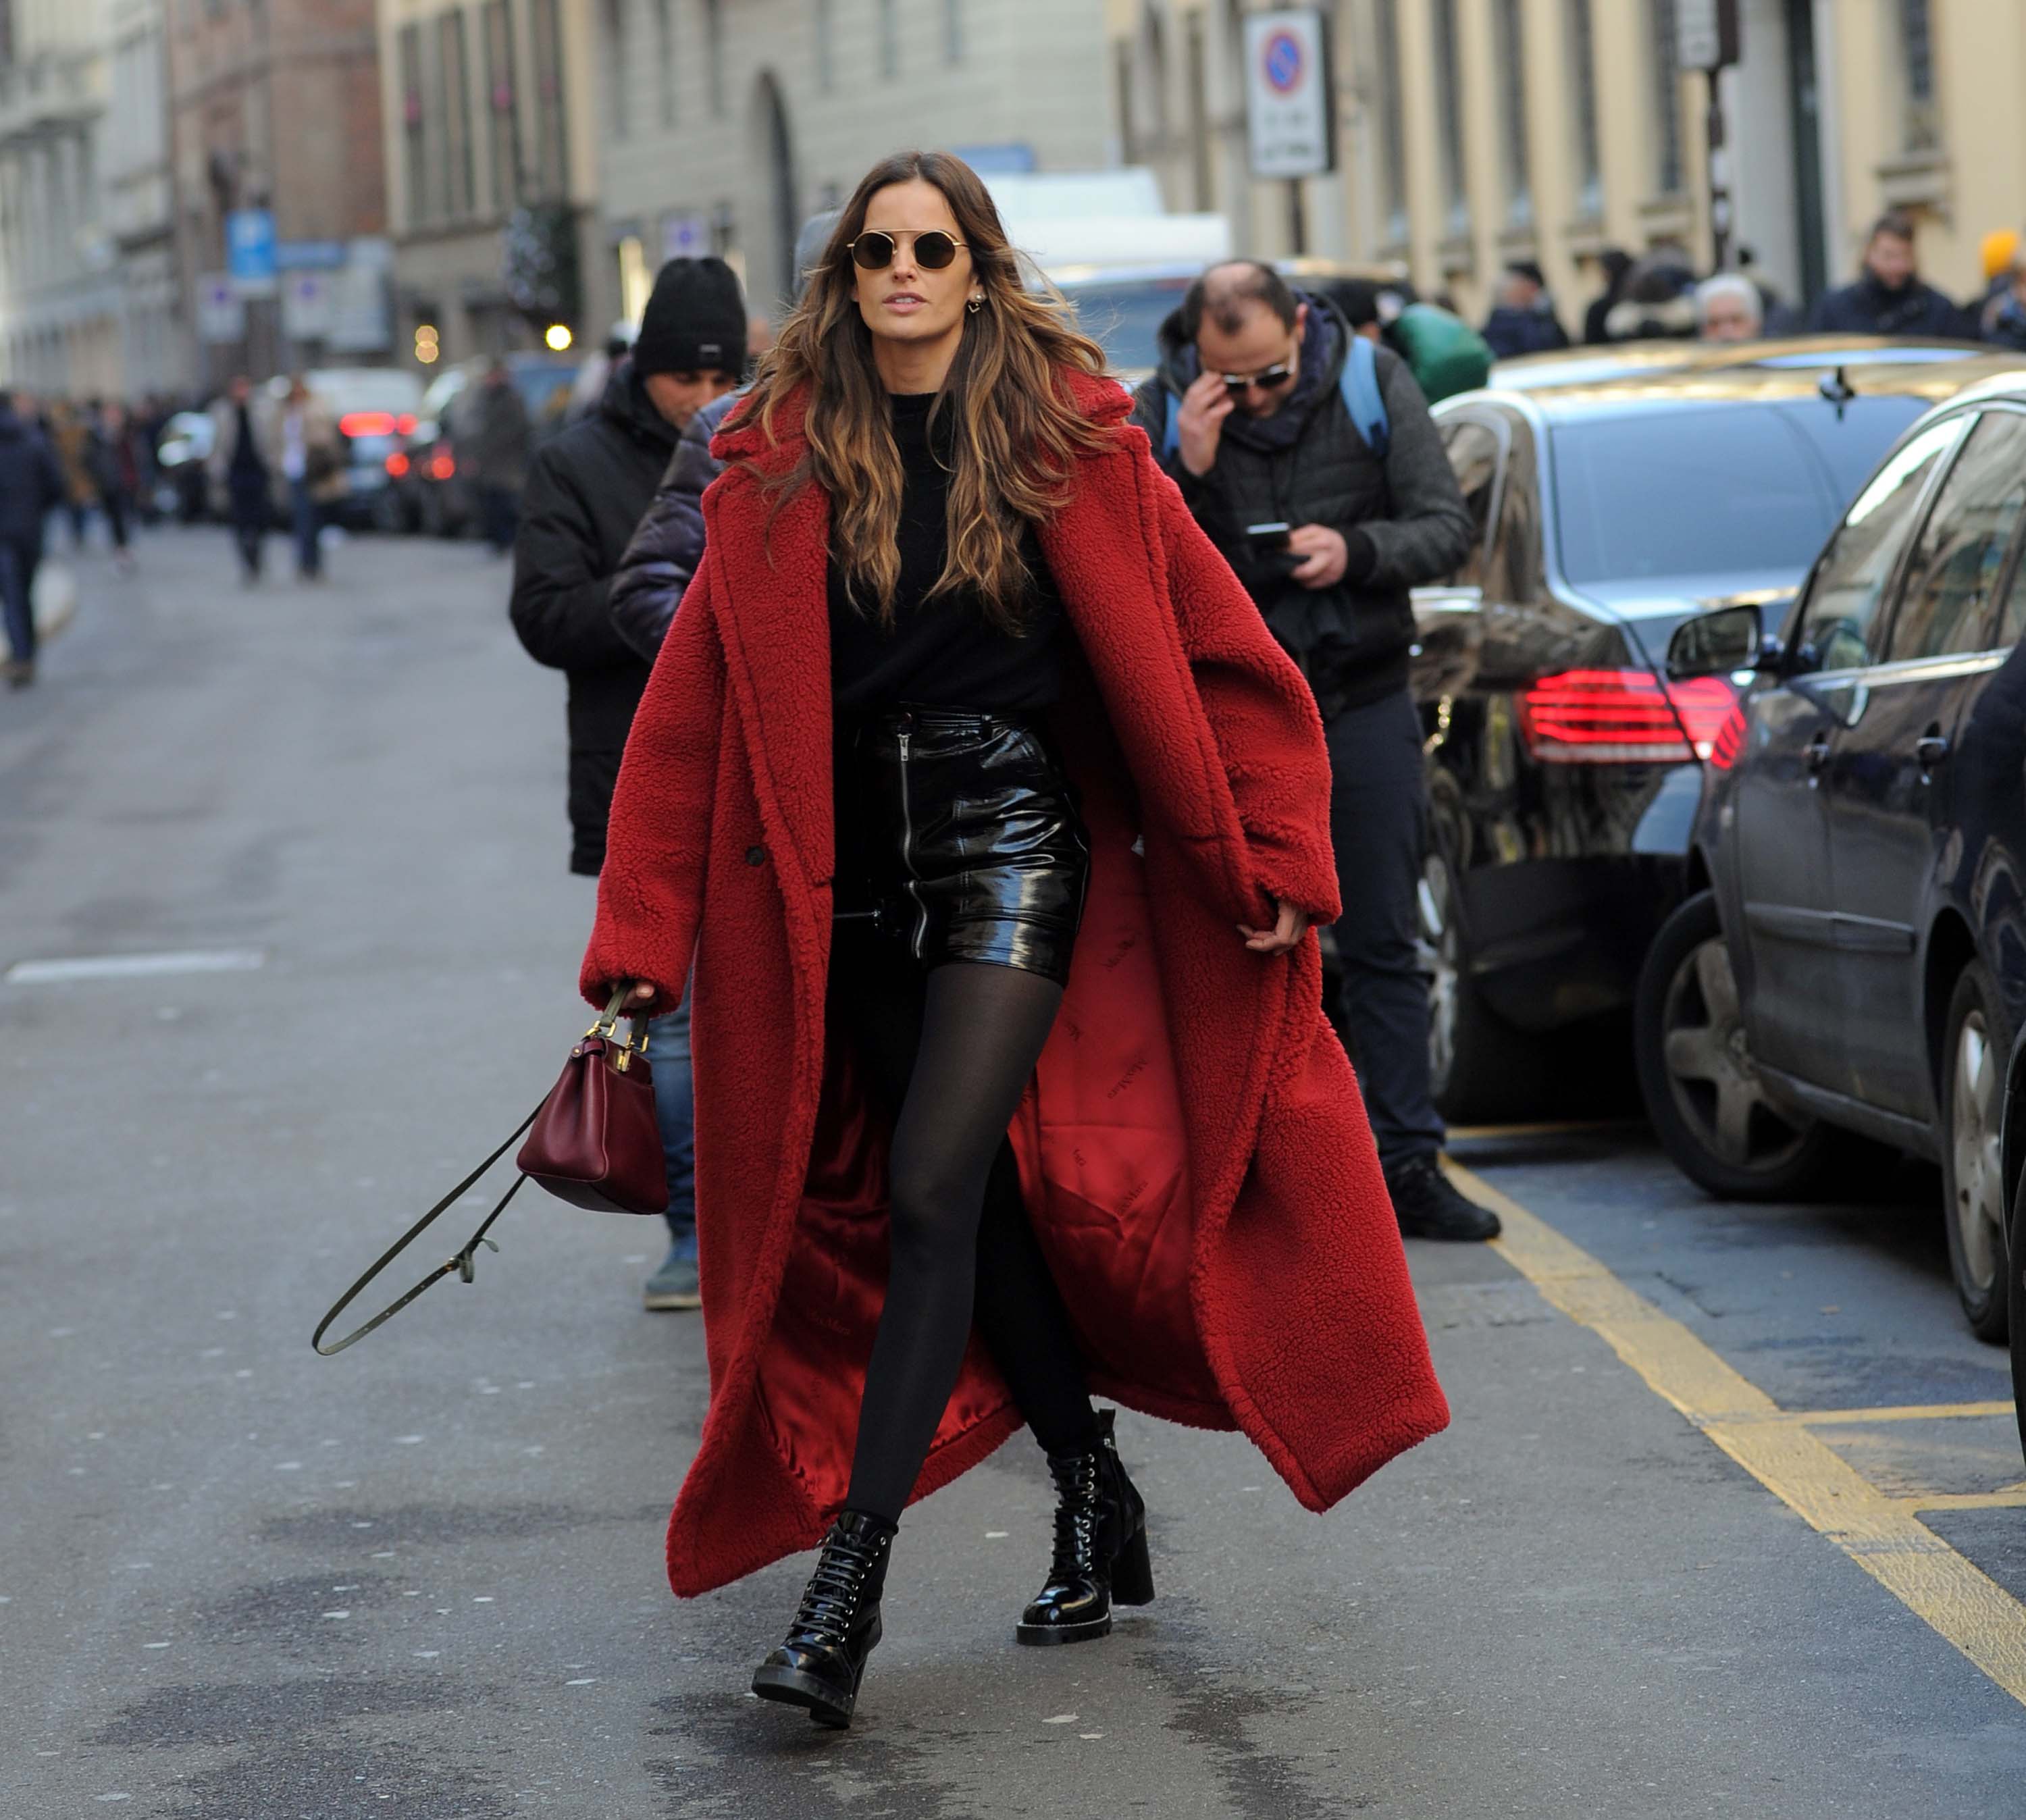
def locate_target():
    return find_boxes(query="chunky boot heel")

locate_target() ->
[752,1510,895,1729]
[1016,1409,1152,1646]
[1110,1524,1155,1607]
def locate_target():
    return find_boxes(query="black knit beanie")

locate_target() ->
[633,257,747,378]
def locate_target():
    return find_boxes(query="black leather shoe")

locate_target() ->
[1017,1409,1153,1646]
[1386,1153,1501,1242]
[751,1510,895,1728]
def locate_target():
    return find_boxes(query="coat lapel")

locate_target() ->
[702,471,837,902]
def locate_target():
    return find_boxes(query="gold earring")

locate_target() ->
[967,294,983,314]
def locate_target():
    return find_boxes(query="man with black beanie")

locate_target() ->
[509,253,745,1310]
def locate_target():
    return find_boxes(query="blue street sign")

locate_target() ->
[276,239,347,271]
[226,209,278,295]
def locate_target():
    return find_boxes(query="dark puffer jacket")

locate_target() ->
[509,359,680,875]
[608,388,742,660]
[1809,271,1967,338]
[1129,296,1474,712]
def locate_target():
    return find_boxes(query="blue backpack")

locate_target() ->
[1162,332,1390,465]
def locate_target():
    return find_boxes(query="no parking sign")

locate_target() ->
[1244,9,1334,179]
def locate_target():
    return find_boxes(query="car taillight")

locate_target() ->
[339,411,397,437]
[430,452,454,479]
[396,413,417,435]
[385,451,409,477]
[1517,669,1740,764]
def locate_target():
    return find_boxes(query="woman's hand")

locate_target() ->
[624,981,658,1007]
[1238,898,1309,956]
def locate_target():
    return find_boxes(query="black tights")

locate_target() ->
[828,926,1099,1524]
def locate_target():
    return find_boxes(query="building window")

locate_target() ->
[814,0,834,90]
[484,0,521,212]
[1114,38,1135,159]
[1565,0,1601,218]
[1900,0,1938,149]
[1376,0,1408,243]
[943,0,962,64]
[1432,0,1467,235]
[1185,9,1212,209]
[654,0,675,128]
[399,23,427,224]
[878,0,898,79]
[1493,0,1530,228]
[703,0,725,113]
[602,0,629,140]
[440,9,475,215]
[1650,0,1683,195]
[531,0,569,195]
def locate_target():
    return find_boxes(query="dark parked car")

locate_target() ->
[390,354,578,536]
[1413,350,2016,1120]
[1489,332,1989,394]
[1643,371,2026,1340]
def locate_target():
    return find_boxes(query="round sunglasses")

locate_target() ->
[1215,361,1295,396]
[848,230,968,271]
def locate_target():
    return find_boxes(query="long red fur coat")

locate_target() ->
[581,369,1449,1596]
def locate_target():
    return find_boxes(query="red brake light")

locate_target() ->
[395,413,417,435]
[384,450,410,477]
[1517,669,1740,764]
[339,410,396,437]
[430,452,455,479]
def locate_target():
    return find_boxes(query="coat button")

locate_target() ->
[745,845,767,866]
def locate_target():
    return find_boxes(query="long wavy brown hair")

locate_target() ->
[739,150,1112,631]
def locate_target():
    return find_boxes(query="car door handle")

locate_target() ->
[1915,733,1950,769]
[1804,731,1832,775]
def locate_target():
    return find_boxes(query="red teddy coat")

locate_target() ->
[581,370,1449,1597]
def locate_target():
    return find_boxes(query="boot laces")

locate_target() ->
[789,1527,884,1645]
[1047,1452,1105,1579]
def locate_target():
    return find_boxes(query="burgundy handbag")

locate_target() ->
[312,991,669,1356]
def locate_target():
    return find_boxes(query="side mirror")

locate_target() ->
[1667,604,1763,681]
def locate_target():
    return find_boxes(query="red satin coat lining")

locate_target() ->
[754,723,1225,1515]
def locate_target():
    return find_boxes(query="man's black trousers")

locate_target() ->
[1324,685,1445,1168]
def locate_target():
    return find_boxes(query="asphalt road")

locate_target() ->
[6,527,2026,1818]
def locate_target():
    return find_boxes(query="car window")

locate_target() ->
[1886,410,2026,662]
[1794,415,1967,672]
[1439,417,1503,588]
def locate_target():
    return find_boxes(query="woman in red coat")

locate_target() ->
[583,151,1448,1730]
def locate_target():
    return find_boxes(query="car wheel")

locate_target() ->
[1941,962,2009,1343]
[1419,845,1552,1124]
[1636,889,1830,1200]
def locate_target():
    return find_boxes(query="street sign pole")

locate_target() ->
[1678,0,1741,270]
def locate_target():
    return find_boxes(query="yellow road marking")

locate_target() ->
[1784,1401,2017,1426]
[1902,1490,2026,1513]
[1446,1158,2026,1709]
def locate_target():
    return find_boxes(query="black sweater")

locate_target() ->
[827,392,1066,717]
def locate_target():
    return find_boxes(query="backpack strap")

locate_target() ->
[1341,333,1391,460]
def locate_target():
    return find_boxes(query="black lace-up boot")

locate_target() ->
[1016,1409,1153,1646]
[751,1510,897,1728]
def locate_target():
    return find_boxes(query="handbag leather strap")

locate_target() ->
[312,989,650,1358]
[310,1102,541,1356]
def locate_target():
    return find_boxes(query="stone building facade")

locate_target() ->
[1108,0,2026,326]
[165,0,388,388]
[375,0,610,369]
[593,0,1115,330]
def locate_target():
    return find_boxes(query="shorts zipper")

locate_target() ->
[897,727,927,960]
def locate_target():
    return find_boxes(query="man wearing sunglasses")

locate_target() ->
[1128,259,1495,1243]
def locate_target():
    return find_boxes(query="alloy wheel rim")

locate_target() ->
[1951,1009,2003,1295]
[1661,936,1811,1172]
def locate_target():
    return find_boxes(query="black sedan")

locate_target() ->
[1645,369,2026,1339]
[1415,348,2015,1120]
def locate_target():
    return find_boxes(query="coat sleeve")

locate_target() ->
[577,554,727,1014]
[608,419,721,661]
[1357,350,1474,588]
[1151,454,1343,927]
[509,445,642,672]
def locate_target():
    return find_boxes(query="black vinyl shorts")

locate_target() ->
[835,705,1090,987]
